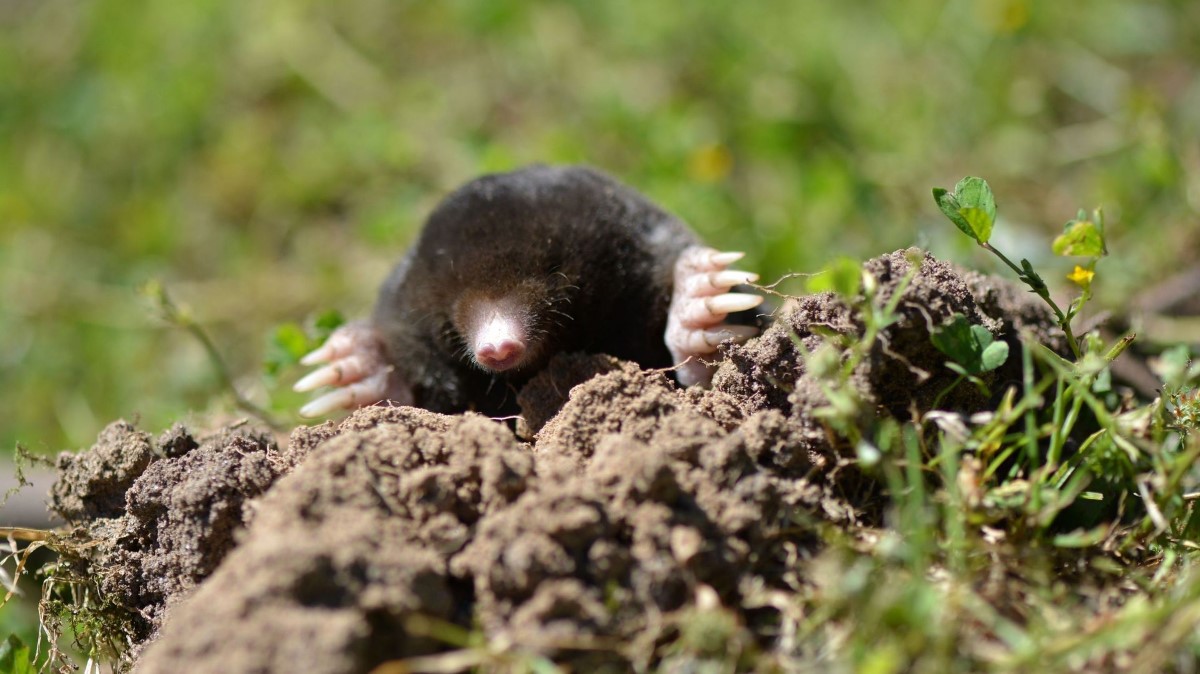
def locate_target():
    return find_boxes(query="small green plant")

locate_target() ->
[773,177,1200,672]
[1154,345,1200,437]
[933,177,1107,360]
[793,249,924,446]
[931,312,1010,401]
[263,310,345,380]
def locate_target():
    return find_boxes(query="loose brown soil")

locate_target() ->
[43,249,1059,673]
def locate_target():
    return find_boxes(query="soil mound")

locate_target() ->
[43,249,1058,672]
[49,420,282,655]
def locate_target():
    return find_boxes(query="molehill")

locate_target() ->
[41,249,1059,673]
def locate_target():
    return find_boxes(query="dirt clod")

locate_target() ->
[48,420,283,656]
[51,421,156,522]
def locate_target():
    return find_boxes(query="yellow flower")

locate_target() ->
[688,144,733,183]
[1067,265,1094,287]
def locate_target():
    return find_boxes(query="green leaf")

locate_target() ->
[967,324,990,346]
[263,322,310,376]
[1052,218,1106,257]
[933,188,975,242]
[277,323,310,358]
[313,309,345,337]
[807,257,862,298]
[0,634,33,674]
[931,314,1009,375]
[932,177,997,243]
[960,207,994,243]
[931,314,977,366]
[980,341,1010,372]
[1019,259,1047,290]
[263,311,346,378]
[953,177,996,242]
[945,362,969,377]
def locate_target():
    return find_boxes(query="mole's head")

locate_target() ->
[402,166,620,376]
[447,272,574,375]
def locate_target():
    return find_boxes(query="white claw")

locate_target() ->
[676,248,748,276]
[299,343,335,366]
[666,244,765,388]
[676,293,764,326]
[299,390,353,419]
[682,270,759,296]
[709,269,758,288]
[707,250,746,267]
[708,324,759,343]
[298,369,391,418]
[293,365,335,393]
[295,321,411,417]
[293,354,371,393]
[677,325,760,355]
[299,328,362,366]
[704,292,764,316]
[675,358,714,389]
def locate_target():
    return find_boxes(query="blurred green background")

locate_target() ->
[2,0,1198,454]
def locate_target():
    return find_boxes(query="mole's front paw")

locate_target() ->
[293,321,412,418]
[665,246,764,387]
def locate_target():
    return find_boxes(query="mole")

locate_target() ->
[294,165,764,418]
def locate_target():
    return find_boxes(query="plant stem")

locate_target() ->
[0,527,51,542]
[981,242,1082,360]
[148,283,284,429]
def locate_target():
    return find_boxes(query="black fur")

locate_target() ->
[372,165,699,416]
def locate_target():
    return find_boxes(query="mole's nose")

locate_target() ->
[475,339,525,371]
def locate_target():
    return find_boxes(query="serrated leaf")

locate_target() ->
[1052,219,1105,257]
[953,177,996,243]
[955,177,996,214]
[933,188,977,242]
[0,635,33,674]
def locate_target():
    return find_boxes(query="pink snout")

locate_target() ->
[475,338,525,371]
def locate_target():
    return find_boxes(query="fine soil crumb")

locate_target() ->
[42,249,1060,673]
